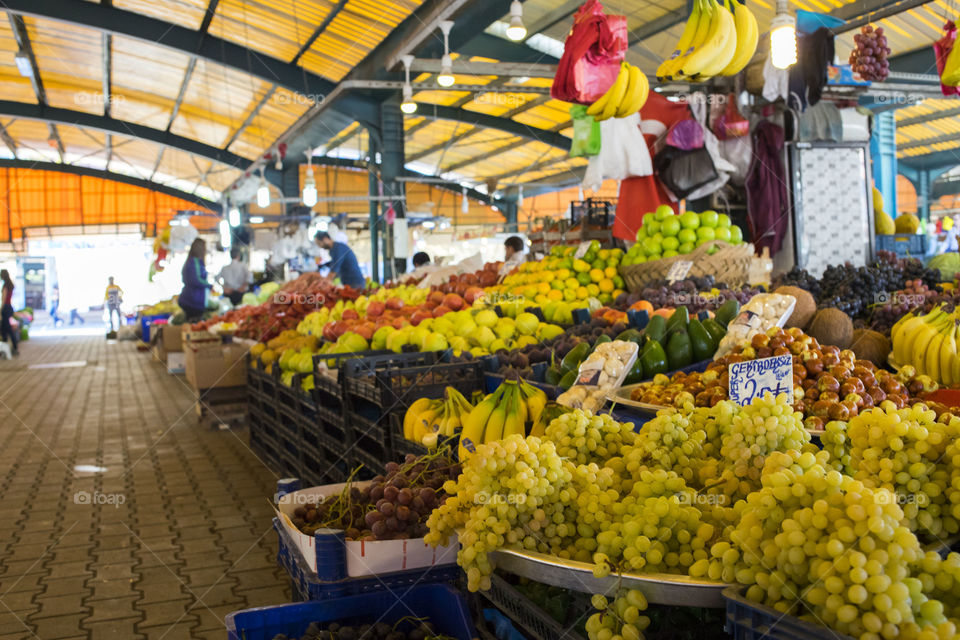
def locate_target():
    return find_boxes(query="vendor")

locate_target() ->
[499,236,526,278]
[218,248,251,306]
[412,252,430,268]
[314,231,366,290]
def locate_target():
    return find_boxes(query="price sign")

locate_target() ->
[728,354,793,407]
[573,241,592,259]
[666,260,693,283]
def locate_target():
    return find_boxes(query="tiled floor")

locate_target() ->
[0,336,289,639]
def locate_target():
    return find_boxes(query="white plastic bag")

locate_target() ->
[684,93,733,200]
[582,113,652,191]
[714,293,797,359]
[762,53,789,102]
[557,341,639,413]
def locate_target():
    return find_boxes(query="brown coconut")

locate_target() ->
[850,329,891,368]
[774,285,817,329]
[806,308,855,349]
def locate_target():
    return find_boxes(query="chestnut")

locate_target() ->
[756,346,773,359]
[805,358,825,375]
[769,336,785,350]
[828,402,851,421]
[812,400,834,419]
[751,333,771,349]
[869,387,887,404]
[844,392,864,408]
[805,386,820,401]
[773,346,791,356]
[829,365,852,381]
[881,379,903,395]
[859,392,874,409]
[804,416,825,431]
[802,378,817,391]
[818,374,840,394]
[839,349,857,364]
[822,352,841,367]
[793,364,808,380]
[819,391,840,404]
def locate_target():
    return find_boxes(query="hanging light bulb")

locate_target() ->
[228,207,241,227]
[770,0,797,69]
[400,55,417,114]
[505,1,527,41]
[256,168,270,208]
[461,187,468,214]
[437,21,456,87]
[219,219,231,248]
[303,167,318,208]
[517,184,524,207]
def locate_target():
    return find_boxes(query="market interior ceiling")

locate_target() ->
[0,0,955,211]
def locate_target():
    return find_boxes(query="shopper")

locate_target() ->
[412,252,430,268]
[218,248,251,306]
[104,277,124,331]
[49,284,62,327]
[1,269,18,356]
[499,236,526,278]
[180,238,212,322]
[314,231,365,290]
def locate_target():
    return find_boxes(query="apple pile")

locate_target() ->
[623,205,745,266]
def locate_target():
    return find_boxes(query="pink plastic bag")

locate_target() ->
[934,21,959,96]
[551,0,628,104]
[713,96,750,140]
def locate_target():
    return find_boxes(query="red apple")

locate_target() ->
[432,305,452,318]
[428,290,445,304]
[443,294,464,311]
[353,323,374,341]
[385,297,404,311]
[391,317,408,329]
[341,309,359,321]
[410,310,432,326]
[366,301,386,317]
[464,287,484,305]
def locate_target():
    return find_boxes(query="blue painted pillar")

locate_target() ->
[871,111,898,216]
[917,169,931,222]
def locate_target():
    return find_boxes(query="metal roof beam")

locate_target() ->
[415,104,570,151]
[385,0,475,70]
[521,0,582,41]
[0,159,217,208]
[408,59,557,78]
[489,154,573,182]
[897,105,960,128]
[9,14,65,162]
[406,126,479,163]
[198,0,220,36]
[0,121,17,157]
[899,133,960,150]
[102,31,112,165]
[0,101,248,168]
[222,85,276,151]
[628,8,687,46]
[292,0,349,64]
[167,59,197,131]
[831,0,936,33]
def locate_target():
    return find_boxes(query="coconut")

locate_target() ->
[850,329,891,368]
[774,285,817,329]
[806,307,855,349]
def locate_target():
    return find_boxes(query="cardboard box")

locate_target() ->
[161,324,183,352]
[167,352,186,375]
[185,341,247,390]
[276,482,458,578]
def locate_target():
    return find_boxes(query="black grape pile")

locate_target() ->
[271,620,453,640]
[850,25,890,81]
[291,453,459,541]
[775,266,822,298]
[614,277,762,313]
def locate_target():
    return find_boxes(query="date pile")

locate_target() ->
[291,453,460,541]
[630,326,923,429]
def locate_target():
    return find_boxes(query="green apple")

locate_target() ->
[654,204,673,221]
[662,236,679,251]
[662,250,679,258]
[633,255,647,264]
[696,226,716,241]
[680,211,700,230]
[642,236,662,256]
[474,309,498,328]
[652,233,664,244]
[494,319,516,341]
[648,253,662,261]
[717,213,731,228]
[635,227,647,242]
[423,332,448,352]
[678,228,697,245]
[678,242,695,254]
[622,255,634,267]
[469,326,496,349]
[730,226,743,243]
[714,226,731,242]
[661,216,681,237]
[700,210,719,228]
[644,219,661,235]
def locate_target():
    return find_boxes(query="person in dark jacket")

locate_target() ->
[180,239,212,322]
[1,269,18,356]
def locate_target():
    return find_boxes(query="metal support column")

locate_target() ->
[870,110,898,217]
[368,159,380,284]
[380,100,407,280]
[918,168,931,222]
[502,199,518,233]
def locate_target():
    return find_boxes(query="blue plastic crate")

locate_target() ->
[140,313,170,341]
[723,587,854,640]
[273,518,460,602]
[876,233,928,257]
[225,583,477,640]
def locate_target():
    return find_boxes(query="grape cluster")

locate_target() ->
[615,278,761,313]
[587,589,651,640]
[292,453,459,541]
[869,280,934,334]
[270,620,453,640]
[845,404,960,541]
[544,409,637,466]
[821,420,850,472]
[850,25,891,81]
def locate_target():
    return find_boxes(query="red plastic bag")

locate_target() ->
[934,21,959,96]
[713,95,750,140]
[551,0,628,104]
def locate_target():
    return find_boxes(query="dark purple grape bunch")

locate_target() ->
[850,25,890,82]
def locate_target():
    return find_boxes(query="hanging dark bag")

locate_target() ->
[652,146,718,199]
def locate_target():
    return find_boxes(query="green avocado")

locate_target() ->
[702,318,727,345]
[688,319,716,362]
[593,334,612,349]
[560,342,590,375]
[639,340,668,378]
[559,369,577,390]
[666,306,689,334]
[544,365,562,386]
[715,299,740,327]
[666,329,693,370]
[623,357,645,385]
[644,315,667,346]
[616,328,645,347]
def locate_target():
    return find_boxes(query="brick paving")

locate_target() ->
[0,336,290,639]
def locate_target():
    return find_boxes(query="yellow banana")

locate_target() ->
[586,64,624,117]
[502,385,525,439]
[719,0,758,76]
[940,320,958,385]
[923,324,948,380]
[481,400,507,445]
[520,379,547,426]
[657,0,704,80]
[896,307,945,365]
[672,0,715,80]
[914,319,951,375]
[413,406,439,443]
[598,64,630,121]
[681,0,736,80]
[458,386,506,459]
[890,309,916,347]
[403,397,432,440]
[615,64,641,118]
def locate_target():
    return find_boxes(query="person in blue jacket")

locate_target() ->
[180,238,212,322]
[314,231,366,290]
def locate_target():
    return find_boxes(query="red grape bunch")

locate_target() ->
[849,25,890,81]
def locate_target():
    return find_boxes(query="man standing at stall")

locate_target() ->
[499,236,526,278]
[218,248,251,306]
[104,277,123,331]
[313,231,366,290]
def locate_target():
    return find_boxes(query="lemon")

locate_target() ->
[576,286,589,299]
[547,289,563,301]
[603,266,617,279]
[537,282,551,295]
[550,279,564,290]
[587,283,600,297]
[563,288,577,302]
[573,259,590,273]
[589,268,604,283]
[599,278,614,293]
[556,268,571,280]
[565,277,579,289]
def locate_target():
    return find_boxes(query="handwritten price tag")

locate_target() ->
[728,354,793,407]
[666,260,693,283]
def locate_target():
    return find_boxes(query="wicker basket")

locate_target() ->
[620,240,756,292]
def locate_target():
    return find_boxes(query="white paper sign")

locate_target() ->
[728,354,793,406]
[573,241,592,259]
[666,260,693,282]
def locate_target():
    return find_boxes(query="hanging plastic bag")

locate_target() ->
[684,93,733,200]
[582,112,652,191]
[666,119,704,150]
[713,95,750,140]
[569,105,602,157]
[551,0,628,104]
[653,146,718,199]
[935,21,960,92]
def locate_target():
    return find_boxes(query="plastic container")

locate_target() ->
[140,313,171,341]
[225,583,477,640]
[875,233,928,257]
[342,352,440,404]
[723,586,854,640]
[388,412,430,460]
[273,517,460,601]
[480,573,589,640]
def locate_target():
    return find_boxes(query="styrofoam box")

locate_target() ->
[167,352,186,374]
[276,481,458,578]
